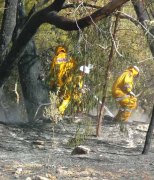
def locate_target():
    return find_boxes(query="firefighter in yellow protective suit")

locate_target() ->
[58,65,90,115]
[48,46,77,91]
[112,66,140,122]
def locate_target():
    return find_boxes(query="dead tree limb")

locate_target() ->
[96,10,121,137]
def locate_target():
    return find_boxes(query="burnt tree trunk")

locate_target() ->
[142,106,154,154]
[0,0,18,123]
[17,1,49,122]
[0,0,18,61]
[0,0,49,123]
[18,41,49,122]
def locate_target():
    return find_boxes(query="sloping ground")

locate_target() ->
[0,115,154,180]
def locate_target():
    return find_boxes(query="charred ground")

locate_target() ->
[0,114,154,180]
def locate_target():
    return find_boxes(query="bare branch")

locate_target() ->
[34,102,51,121]
[118,11,154,39]
[96,10,121,137]
[0,0,129,87]
[109,18,123,57]
[0,0,66,87]
[45,0,129,30]
[13,81,19,104]
[62,3,100,10]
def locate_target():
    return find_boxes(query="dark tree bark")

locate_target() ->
[0,0,49,123]
[132,0,154,57]
[18,41,49,122]
[142,106,154,154]
[0,0,18,61]
[0,0,19,123]
[0,0,129,87]
[45,0,129,30]
[17,1,49,122]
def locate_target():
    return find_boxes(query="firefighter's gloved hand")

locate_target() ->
[129,91,136,97]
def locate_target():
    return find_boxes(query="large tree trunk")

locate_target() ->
[0,0,18,123]
[0,0,18,61]
[0,0,49,123]
[142,105,154,154]
[17,1,49,122]
[18,40,49,122]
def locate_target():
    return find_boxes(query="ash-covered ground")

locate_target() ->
[0,114,154,180]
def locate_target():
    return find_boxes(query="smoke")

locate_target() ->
[129,107,149,123]
[0,86,28,124]
[104,106,150,123]
[0,104,28,124]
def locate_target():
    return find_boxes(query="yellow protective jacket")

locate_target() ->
[63,73,83,99]
[49,47,77,88]
[112,66,139,98]
[58,73,84,115]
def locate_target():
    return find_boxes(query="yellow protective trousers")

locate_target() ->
[115,96,137,122]
[58,94,71,115]
[58,91,82,115]
[58,74,83,115]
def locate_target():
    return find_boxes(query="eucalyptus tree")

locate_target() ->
[0,0,129,122]
[0,0,129,87]
[0,0,49,122]
[17,1,49,122]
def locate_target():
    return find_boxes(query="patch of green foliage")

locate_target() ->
[43,92,62,124]
[67,118,94,147]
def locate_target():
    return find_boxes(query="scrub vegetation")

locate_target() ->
[0,0,154,179]
[0,0,153,131]
[33,0,154,116]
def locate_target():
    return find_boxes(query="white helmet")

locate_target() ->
[133,66,140,73]
[79,65,90,74]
